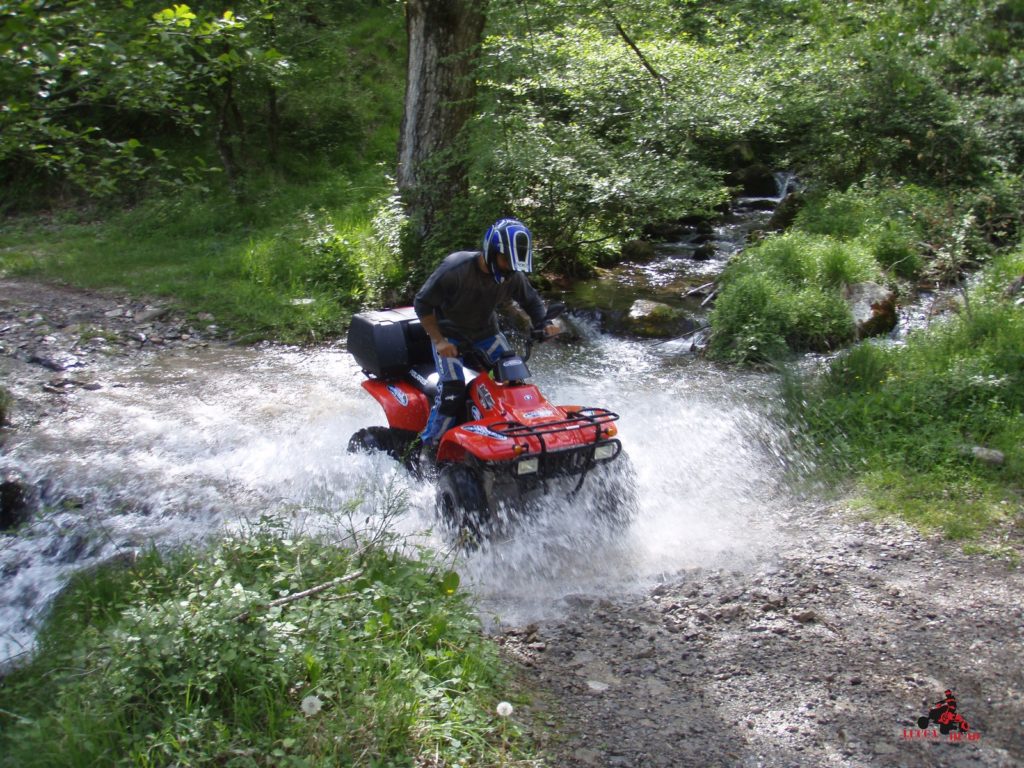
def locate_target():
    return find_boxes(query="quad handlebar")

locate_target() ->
[454,302,566,372]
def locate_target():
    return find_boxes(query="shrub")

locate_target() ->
[787,250,1024,538]
[864,220,923,279]
[815,239,877,288]
[708,272,793,365]
[0,522,532,767]
[785,286,856,352]
[708,232,867,364]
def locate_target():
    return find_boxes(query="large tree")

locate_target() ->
[397,0,486,251]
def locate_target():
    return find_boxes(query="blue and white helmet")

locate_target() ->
[482,218,533,284]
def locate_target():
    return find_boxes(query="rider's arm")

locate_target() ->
[419,312,458,358]
[511,273,548,329]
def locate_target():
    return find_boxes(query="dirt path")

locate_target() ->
[3,278,1022,767]
[503,502,1023,767]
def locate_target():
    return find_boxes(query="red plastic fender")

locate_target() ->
[361,380,431,432]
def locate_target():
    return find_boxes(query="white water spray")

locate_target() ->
[0,328,795,664]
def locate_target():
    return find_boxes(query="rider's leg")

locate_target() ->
[420,340,466,447]
[473,332,513,367]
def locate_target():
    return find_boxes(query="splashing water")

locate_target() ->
[453,328,793,626]
[0,329,795,663]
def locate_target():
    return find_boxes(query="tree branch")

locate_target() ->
[234,569,364,622]
[603,3,668,93]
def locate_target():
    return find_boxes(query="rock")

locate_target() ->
[28,352,81,372]
[766,191,804,232]
[961,445,1005,466]
[0,478,32,531]
[572,748,604,766]
[842,282,898,339]
[1004,275,1024,299]
[725,164,778,197]
[621,239,656,262]
[133,306,171,323]
[625,300,698,339]
[691,242,716,261]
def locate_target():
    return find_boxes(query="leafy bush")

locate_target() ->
[707,272,793,364]
[864,220,923,279]
[708,232,869,364]
[0,520,534,767]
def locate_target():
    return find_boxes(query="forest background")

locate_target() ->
[3,0,1020,537]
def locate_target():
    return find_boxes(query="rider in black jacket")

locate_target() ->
[414,218,553,449]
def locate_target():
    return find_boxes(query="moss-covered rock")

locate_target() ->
[625,299,698,338]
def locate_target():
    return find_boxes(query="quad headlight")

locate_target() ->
[516,457,540,475]
[594,443,616,460]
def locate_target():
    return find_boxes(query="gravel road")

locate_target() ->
[502,501,1023,767]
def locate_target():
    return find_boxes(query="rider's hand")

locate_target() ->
[543,320,561,337]
[434,339,458,358]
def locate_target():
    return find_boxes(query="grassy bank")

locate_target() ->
[0,165,406,345]
[0,517,540,767]
[785,247,1024,553]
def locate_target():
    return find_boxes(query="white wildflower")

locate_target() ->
[300,695,323,717]
[496,701,514,717]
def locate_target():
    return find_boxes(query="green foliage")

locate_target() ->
[0,0,404,205]
[786,248,1024,538]
[0,521,536,767]
[708,232,872,364]
[0,166,405,343]
[466,0,1022,275]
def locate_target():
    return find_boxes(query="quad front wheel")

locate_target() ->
[435,464,489,546]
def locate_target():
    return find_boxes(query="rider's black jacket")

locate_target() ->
[413,251,546,342]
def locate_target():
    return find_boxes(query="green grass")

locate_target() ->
[707,231,870,365]
[785,249,1024,545]
[0,166,406,344]
[0,515,541,767]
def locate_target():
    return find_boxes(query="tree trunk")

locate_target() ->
[397,0,486,241]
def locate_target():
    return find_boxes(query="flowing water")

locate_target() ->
[1,178,805,665]
[0,327,799,663]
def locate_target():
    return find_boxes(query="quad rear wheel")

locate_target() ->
[347,427,418,465]
[436,464,489,547]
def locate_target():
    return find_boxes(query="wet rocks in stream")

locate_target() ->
[0,278,218,426]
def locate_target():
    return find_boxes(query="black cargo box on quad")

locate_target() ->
[347,307,433,378]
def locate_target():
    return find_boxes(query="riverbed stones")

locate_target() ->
[620,239,656,262]
[625,299,697,338]
[0,478,31,531]
[842,281,898,339]
[507,503,1024,767]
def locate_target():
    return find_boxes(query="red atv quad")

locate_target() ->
[346,305,635,541]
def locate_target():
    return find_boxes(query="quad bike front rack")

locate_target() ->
[489,407,622,492]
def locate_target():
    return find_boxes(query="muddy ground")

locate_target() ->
[2,277,1022,767]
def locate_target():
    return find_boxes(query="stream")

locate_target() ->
[0,323,797,665]
[0,168,930,657]
[0,178,806,665]
[4,177,1020,766]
